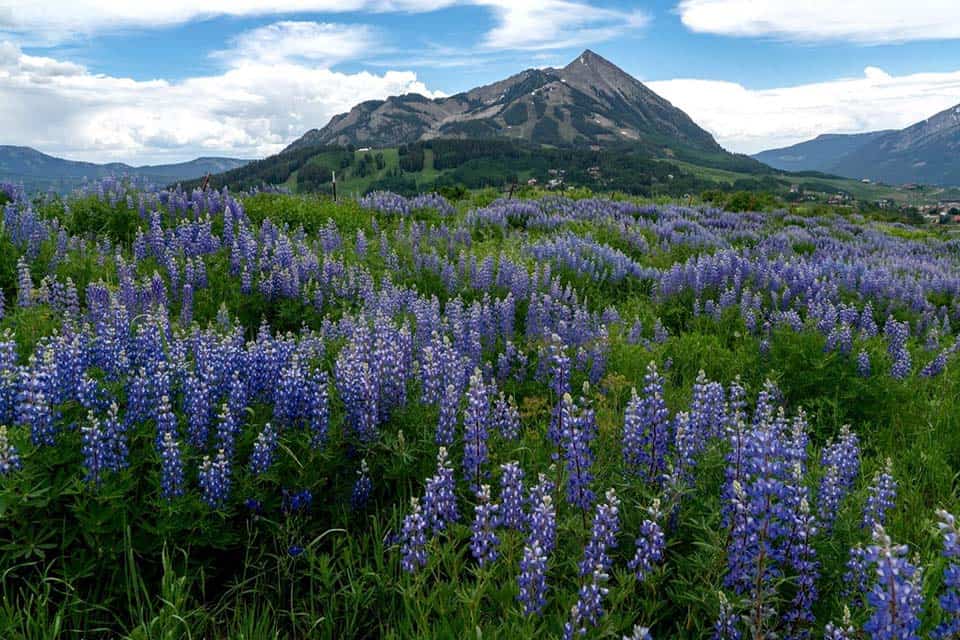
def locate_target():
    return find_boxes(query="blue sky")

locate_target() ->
[2,0,960,163]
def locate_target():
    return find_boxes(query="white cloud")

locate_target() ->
[214,21,378,67]
[677,0,960,44]
[648,67,960,153]
[478,0,650,51]
[0,1,458,43]
[0,0,651,166]
[0,38,444,164]
[0,0,647,51]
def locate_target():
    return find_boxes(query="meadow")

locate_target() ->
[0,179,959,639]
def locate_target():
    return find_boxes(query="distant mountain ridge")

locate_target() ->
[0,146,250,193]
[286,50,724,156]
[753,103,960,186]
[752,131,895,174]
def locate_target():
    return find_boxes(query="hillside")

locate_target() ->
[831,104,960,186]
[0,146,249,193]
[753,103,960,186]
[184,137,783,199]
[752,131,893,174]
[286,50,736,160]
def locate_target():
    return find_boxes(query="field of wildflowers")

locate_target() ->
[0,180,959,638]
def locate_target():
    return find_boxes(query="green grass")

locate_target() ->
[669,158,956,205]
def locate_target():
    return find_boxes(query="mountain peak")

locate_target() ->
[566,49,618,72]
[285,51,723,154]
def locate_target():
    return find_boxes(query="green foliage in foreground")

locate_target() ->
[0,190,959,639]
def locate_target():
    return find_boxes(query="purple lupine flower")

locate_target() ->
[214,402,238,459]
[564,566,610,639]
[273,356,310,428]
[690,370,727,442]
[124,369,150,429]
[0,425,21,475]
[933,509,960,639]
[857,349,871,378]
[422,447,459,534]
[160,431,185,500]
[355,229,367,257]
[844,544,871,604]
[400,497,428,573]
[672,411,699,484]
[350,459,373,511]
[527,475,557,555]
[921,347,953,378]
[335,325,379,444]
[724,398,796,637]
[0,334,15,426]
[183,370,211,450]
[628,498,665,582]
[179,282,193,326]
[499,461,526,530]
[713,592,740,640]
[517,540,548,615]
[862,524,923,640]
[547,332,571,400]
[818,425,860,529]
[890,348,912,380]
[579,488,620,577]
[198,449,231,508]
[884,316,909,353]
[860,303,878,338]
[249,423,278,476]
[81,411,110,487]
[463,369,490,490]
[436,383,458,446]
[17,358,55,447]
[493,392,521,440]
[420,339,443,404]
[561,393,596,512]
[622,362,671,484]
[103,402,128,472]
[282,488,313,514]
[784,493,819,638]
[154,393,178,450]
[627,318,643,345]
[470,484,500,566]
[653,318,668,344]
[824,608,856,640]
[308,370,330,448]
[622,625,652,640]
[16,257,33,307]
[862,458,896,531]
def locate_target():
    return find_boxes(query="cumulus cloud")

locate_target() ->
[677,0,960,44]
[0,38,443,163]
[648,67,960,153]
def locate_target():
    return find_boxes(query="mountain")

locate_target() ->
[0,146,250,193]
[830,104,960,186]
[752,131,894,174]
[286,50,724,156]
[753,103,960,186]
